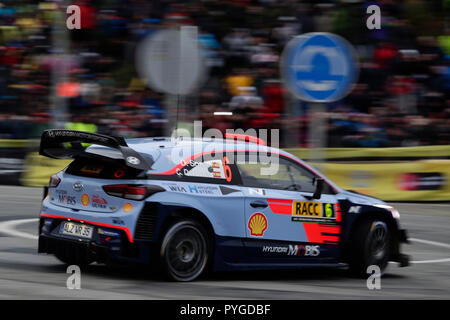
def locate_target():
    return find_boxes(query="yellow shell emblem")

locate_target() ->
[81,194,90,206]
[248,213,268,236]
[123,202,133,213]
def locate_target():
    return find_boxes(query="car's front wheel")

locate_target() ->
[349,218,391,277]
[159,220,209,281]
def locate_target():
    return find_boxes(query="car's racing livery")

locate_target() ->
[38,130,409,281]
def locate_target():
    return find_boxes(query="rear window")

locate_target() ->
[65,157,145,179]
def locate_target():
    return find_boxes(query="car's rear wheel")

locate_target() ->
[349,218,391,277]
[159,220,209,282]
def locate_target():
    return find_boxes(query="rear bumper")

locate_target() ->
[38,234,111,263]
[37,217,149,264]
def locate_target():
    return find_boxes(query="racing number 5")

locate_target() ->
[222,156,232,182]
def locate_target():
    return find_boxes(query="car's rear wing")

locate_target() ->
[39,129,152,170]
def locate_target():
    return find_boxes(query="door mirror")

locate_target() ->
[312,178,324,200]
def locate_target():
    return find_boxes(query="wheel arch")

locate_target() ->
[157,205,216,244]
[341,208,400,263]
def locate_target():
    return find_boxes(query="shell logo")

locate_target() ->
[81,194,90,206]
[248,213,268,236]
[123,202,133,213]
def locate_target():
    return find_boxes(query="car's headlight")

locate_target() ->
[373,204,400,220]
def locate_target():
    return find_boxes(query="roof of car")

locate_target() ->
[87,136,341,192]
[125,137,282,153]
[122,137,295,172]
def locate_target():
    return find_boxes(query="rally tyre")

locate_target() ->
[160,219,209,282]
[348,219,391,277]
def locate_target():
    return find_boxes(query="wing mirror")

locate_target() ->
[312,178,324,200]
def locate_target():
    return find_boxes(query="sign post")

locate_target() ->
[281,32,359,167]
[135,27,206,136]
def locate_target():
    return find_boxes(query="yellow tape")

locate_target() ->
[0,140,31,148]
[21,153,71,187]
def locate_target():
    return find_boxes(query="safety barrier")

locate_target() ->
[308,160,450,201]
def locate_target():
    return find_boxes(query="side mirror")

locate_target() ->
[312,178,324,200]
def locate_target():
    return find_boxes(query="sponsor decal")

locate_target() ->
[187,184,220,195]
[126,156,141,165]
[55,190,76,205]
[261,245,320,257]
[396,172,445,191]
[73,182,83,192]
[348,205,361,213]
[165,183,188,193]
[80,165,103,175]
[123,202,133,213]
[81,193,90,206]
[287,244,320,257]
[163,183,221,195]
[92,195,108,208]
[45,130,109,143]
[58,194,77,206]
[262,246,288,253]
[268,198,341,244]
[97,228,120,237]
[248,213,268,236]
[292,201,336,223]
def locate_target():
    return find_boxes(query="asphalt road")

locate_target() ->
[0,185,449,299]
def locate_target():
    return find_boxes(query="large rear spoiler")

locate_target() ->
[39,129,152,170]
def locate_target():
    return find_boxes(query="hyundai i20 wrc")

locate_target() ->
[38,129,409,281]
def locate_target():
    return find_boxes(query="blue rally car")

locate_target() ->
[38,129,409,281]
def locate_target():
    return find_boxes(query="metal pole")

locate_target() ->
[50,2,69,128]
[308,102,326,170]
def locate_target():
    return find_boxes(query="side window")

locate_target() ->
[174,156,242,185]
[237,155,333,194]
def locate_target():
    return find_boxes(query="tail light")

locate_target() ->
[48,175,61,188]
[102,184,165,200]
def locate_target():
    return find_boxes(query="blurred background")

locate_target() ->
[0,0,449,200]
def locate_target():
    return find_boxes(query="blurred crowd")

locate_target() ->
[0,0,449,148]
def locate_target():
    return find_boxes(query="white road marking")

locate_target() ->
[0,218,449,264]
[410,237,450,250]
[0,218,38,240]
[409,238,450,264]
[411,258,450,264]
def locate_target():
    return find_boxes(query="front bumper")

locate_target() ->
[398,228,409,244]
[392,228,410,267]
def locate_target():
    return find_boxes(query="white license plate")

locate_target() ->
[61,222,93,239]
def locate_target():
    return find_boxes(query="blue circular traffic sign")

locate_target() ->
[281,33,359,102]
